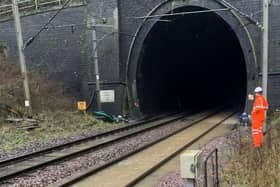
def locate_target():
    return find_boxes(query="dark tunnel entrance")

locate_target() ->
[135,6,247,116]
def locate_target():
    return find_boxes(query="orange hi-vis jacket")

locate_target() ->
[251,93,268,148]
[251,93,269,124]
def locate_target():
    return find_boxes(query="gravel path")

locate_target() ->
[0,119,190,186]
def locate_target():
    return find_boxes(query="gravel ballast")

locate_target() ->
[0,119,191,186]
[155,127,250,187]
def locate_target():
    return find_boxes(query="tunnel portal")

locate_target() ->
[134,6,247,116]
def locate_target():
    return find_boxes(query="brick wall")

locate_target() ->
[0,0,122,114]
[119,0,280,110]
[268,1,280,108]
[0,0,279,115]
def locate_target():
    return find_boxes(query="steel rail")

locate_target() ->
[125,111,236,187]
[51,108,231,187]
[0,112,174,168]
[0,112,185,181]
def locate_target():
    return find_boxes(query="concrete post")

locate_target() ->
[262,0,269,132]
[90,17,101,111]
[12,0,32,116]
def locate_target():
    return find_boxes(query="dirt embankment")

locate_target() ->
[0,44,75,116]
[0,43,100,152]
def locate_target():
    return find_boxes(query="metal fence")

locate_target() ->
[0,0,85,19]
[204,148,219,187]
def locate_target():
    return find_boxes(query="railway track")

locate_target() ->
[51,109,236,187]
[0,112,192,182]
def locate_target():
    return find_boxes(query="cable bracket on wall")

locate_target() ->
[215,0,263,29]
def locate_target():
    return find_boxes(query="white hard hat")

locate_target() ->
[254,87,263,93]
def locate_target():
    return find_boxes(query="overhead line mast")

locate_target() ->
[12,0,32,116]
[262,0,269,132]
[262,0,269,99]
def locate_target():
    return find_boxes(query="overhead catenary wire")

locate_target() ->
[0,22,137,38]
[132,8,230,19]
[23,0,73,48]
[131,0,262,28]
[2,1,262,36]
[214,0,262,28]
[3,0,265,42]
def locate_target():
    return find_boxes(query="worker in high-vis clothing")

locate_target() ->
[251,87,269,148]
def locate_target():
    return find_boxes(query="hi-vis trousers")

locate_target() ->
[252,120,264,148]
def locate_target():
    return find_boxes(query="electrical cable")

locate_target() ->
[215,0,261,27]
[85,30,115,111]
[23,0,73,48]
[0,23,137,40]
[86,90,96,111]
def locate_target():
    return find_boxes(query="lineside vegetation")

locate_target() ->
[0,45,114,152]
[221,112,280,186]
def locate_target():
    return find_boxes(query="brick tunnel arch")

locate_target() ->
[126,3,258,118]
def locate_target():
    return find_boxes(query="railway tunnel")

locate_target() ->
[129,6,248,117]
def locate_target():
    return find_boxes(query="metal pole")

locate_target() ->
[12,0,32,116]
[90,17,101,111]
[262,0,269,99]
[205,159,208,187]
[215,149,219,187]
[262,0,269,132]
